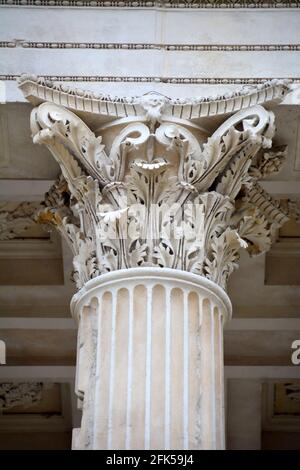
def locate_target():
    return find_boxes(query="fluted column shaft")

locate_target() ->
[71,268,231,450]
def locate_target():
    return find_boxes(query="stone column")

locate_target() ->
[18,76,297,449]
[71,268,231,450]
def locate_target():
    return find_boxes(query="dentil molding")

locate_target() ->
[18,76,299,291]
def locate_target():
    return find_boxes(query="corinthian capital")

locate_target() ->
[19,77,296,290]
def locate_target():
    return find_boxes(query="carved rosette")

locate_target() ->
[23,80,298,291]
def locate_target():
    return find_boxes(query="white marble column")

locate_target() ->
[71,268,231,450]
[18,76,297,450]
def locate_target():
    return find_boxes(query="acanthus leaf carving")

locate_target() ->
[249,145,287,179]
[204,228,248,289]
[23,84,299,290]
[237,208,271,256]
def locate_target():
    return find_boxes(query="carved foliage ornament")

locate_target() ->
[0,202,43,240]
[26,85,298,290]
[0,382,43,410]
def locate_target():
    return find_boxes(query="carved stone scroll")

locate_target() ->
[22,81,297,290]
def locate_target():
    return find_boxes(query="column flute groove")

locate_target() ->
[164,286,171,450]
[93,295,102,449]
[107,291,117,450]
[210,304,216,449]
[183,290,189,450]
[125,287,134,450]
[144,286,153,450]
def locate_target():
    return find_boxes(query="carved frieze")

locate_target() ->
[0,382,43,410]
[0,202,43,240]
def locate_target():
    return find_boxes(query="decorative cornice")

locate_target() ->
[1,0,299,9]
[1,41,300,51]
